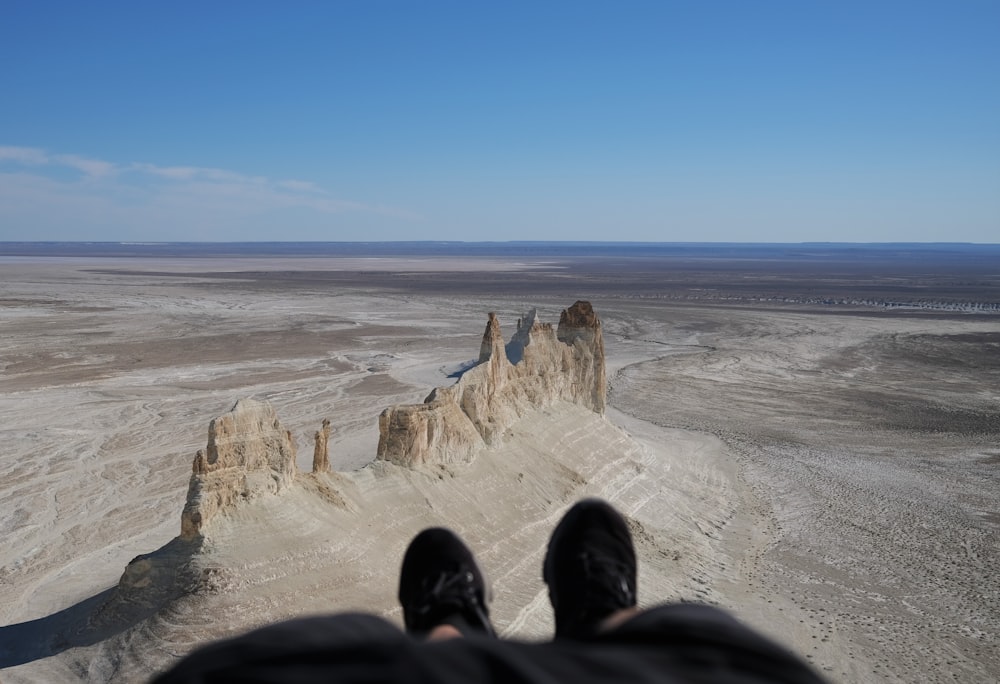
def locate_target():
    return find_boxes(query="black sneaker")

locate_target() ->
[398,527,496,638]
[543,498,637,640]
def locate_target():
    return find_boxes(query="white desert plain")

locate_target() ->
[1,245,998,683]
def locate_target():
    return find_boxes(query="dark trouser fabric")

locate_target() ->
[152,604,826,684]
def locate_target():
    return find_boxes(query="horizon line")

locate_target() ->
[2,240,999,247]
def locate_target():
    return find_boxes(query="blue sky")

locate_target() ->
[1,1,997,242]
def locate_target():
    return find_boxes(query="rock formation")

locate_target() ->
[377,301,606,466]
[170,302,604,534]
[313,419,333,473]
[180,399,298,540]
[95,300,606,671]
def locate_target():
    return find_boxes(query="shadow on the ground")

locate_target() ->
[0,537,197,668]
[446,359,478,379]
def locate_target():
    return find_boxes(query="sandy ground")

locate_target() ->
[1,257,998,682]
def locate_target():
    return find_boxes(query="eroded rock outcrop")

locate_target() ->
[180,399,298,540]
[377,301,606,466]
[313,419,333,473]
[158,303,602,546]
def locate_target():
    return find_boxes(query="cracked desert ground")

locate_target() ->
[1,251,998,683]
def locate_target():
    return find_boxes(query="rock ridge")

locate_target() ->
[376,300,606,466]
[136,301,603,564]
[99,300,605,662]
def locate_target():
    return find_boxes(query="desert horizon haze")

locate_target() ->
[1,243,997,682]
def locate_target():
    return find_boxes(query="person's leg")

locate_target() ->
[595,603,828,683]
[398,526,496,639]
[427,623,465,640]
[542,498,826,681]
[151,613,407,683]
[543,498,638,639]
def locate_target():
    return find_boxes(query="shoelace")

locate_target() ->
[412,567,495,636]
[579,551,636,607]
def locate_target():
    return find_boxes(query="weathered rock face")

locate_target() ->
[313,418,333,473]
[180,399,297,540]
[557,300,606,413]
[377,301,606,466]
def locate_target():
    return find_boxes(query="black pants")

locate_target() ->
[153,603,825,683]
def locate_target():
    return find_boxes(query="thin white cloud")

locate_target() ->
[277,179,325,194]
[0,145,419,239]
[131,163,200,180]
[130,163,265,185]
[0,146,116,178]
[0,145,50,165]
[54,153,117,178]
